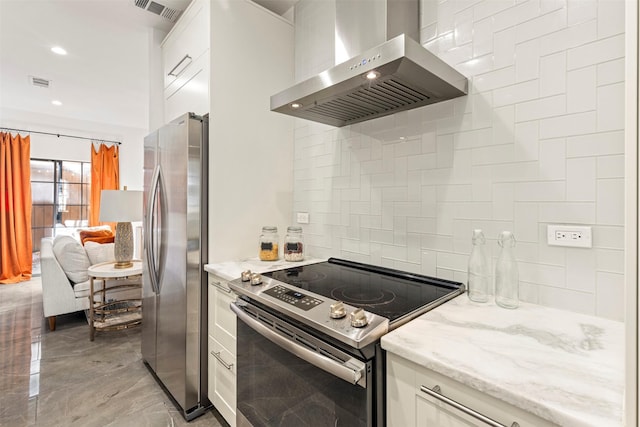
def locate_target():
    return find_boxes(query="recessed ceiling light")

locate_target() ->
[291,103,302,109]
[51,46,67,55]
[51,100,62,106]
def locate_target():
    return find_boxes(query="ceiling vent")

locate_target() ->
[29,76,51,89]
[134,0,182,22]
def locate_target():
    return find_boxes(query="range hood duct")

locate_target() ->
[271,0,468,127]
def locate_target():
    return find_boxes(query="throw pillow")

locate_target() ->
[84,241,115,265]
[79,229,114,245]
[52,235,91,284]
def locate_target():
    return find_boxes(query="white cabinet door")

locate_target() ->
[161,0,209,123]
[162,0,209,89]
[164,50,209,122]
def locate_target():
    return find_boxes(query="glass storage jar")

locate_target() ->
[283,226,304,261]
[495,231,519,309]
[259,226,279,261]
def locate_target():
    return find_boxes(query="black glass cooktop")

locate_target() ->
[263,258,463,323]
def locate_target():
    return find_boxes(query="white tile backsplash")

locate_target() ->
[566,130,624,157]
[565,248,596,292]
[515,181,566,202]
[597,155,624,179]
[292,0,625,320]
[539,138,567,180]
[539,19,597,56]
[596,271,625,321]
[596,272,625,322]
[539,52,567,97]
[515,39,540,82]
[566,157,597,201]
[597,178,625,225]
[567,34,625,70]
[597,0,625,38]
[597,82,625,131]
[539,111,597,139]
[567,66,597,113]
[567,0,597,26]
[515,94,566,122]
[597,58,624,86]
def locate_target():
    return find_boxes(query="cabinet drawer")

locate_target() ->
[208,336,236,427]
[413,367,555,427]
[387,354,557,427]
[162,0,209,89]
[208,273,237,356]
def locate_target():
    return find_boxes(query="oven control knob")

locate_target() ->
[250,273,262,285]
[329,301,346,319]
[350,308,368,328]
[241,270,252,282]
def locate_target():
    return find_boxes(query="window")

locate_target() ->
[31,159,91,252]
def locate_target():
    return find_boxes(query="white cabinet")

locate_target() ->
[164,50,209,122]
[207,273,236,427]
[161,0,209,122]
[387,353,557,427]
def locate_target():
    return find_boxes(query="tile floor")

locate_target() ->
[0,277,227,427]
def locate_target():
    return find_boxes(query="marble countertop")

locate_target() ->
[204,257,325,281]
[381,296,624,427]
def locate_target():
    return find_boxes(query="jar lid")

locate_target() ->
[287,226,302,233]
[262,226,277,232]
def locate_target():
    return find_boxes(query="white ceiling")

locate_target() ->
[0,0,295,131]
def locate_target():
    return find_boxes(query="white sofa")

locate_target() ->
[40,236,141,331]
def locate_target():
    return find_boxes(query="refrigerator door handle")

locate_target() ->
[145,165,165,294]
[145,165,159,294]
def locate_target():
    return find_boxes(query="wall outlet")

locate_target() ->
[547,225,592,248]
[296,212,309,224]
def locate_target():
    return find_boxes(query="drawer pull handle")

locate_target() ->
[211,281,232,293]
[168,54,192,77]
[420,385,520,427]
[211,351,234,370]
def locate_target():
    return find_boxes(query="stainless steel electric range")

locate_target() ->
[229,257,465,427]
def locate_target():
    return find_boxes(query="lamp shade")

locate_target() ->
[99,190,143,222]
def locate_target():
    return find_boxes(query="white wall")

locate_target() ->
[293,0,626,320]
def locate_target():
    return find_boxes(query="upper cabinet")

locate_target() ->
[161,0,210,122]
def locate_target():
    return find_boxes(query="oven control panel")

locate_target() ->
[264,285,323,311]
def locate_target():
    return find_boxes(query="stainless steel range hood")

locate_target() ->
[270,0,468,127]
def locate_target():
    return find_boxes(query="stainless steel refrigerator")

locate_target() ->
[141,112,210,420]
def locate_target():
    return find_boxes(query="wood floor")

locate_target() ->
[0,277,227,427]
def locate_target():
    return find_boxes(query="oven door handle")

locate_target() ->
[231,302,367,388]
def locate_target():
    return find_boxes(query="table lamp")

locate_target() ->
[99,188,143,268]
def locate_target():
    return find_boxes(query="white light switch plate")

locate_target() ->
[547,225,592,248]
[296,212,309,224]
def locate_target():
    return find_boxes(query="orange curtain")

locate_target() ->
[0,132,32,284]
[89,143,119,230]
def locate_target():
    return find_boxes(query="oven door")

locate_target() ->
[231,301,373,427]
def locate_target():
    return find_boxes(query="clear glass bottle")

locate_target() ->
[467,229,489,303]
[495,231,519,309]
[284,226,304,262]
[259,226,279,261]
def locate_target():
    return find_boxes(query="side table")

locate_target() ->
[87,260,143,341]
